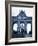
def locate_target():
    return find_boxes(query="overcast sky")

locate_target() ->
[11,7,34,17]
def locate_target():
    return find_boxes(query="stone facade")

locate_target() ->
[11,10,32,38]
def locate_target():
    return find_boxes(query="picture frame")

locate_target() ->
[5,1,37,45]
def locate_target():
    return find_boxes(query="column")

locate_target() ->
[24,21,27,34]
[17,20,20,33]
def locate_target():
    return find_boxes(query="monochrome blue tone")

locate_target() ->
[11,10,32,38]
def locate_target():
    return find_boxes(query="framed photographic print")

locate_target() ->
[5,1,37,45]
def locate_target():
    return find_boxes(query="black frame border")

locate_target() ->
[5,1,37,45]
